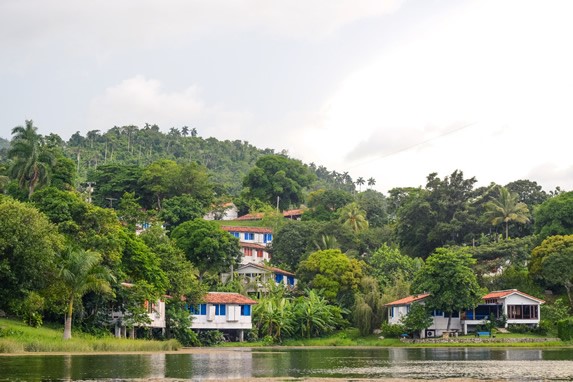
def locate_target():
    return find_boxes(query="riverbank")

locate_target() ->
[1,318,570,354]
[0,318,180,353]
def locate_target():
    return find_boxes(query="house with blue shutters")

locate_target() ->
[221,226,273,265]
[385,289,544,338]
[189,292,257,341]
[221,262,297,295]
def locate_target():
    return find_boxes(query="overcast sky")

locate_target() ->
[2,0,572,193]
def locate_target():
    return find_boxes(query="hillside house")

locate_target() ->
[221,226,273,265]
[385,289,544,338]
[203,202,239,221]
[111,284,167,338]
[189,292,257,341]
[221,262,296,294]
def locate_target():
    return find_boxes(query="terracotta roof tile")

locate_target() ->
[221,226,273,234]
[384,293,430,306]
[482,289,545,303]
[203,292,257,305]
[240,242,267,250]
[235,213,264,221]
[283,209,304,217]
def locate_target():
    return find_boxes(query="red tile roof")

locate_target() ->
[283,209,304,217]
[235,213,264,221]
[221,226,273,234]
[384,293,430,306]
[482,289,545,303]
[203,292,257,305]
[240,242,267,250]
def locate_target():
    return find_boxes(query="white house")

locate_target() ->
[221,226,273,265]
[221,262,296,294]
[385,289,544,338]
[111,299,166,338]
[203,202,239,221]
[190,292,257,342]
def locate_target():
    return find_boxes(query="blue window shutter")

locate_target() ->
[200,304,206,315]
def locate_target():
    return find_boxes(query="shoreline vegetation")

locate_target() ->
[1,318,570,354]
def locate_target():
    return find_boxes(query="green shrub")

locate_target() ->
[557,318,573,341]
[381,323,406,338]
[198,330,225,346]
[507,324,531,333]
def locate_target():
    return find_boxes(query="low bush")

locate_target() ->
[381,323,406,338]
[557,318,573,341]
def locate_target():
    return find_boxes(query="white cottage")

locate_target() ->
[190,292,257,341]
[111,298,167,338]
[385,289,544,338]
[222,262,297,294]
[221,226,273,265]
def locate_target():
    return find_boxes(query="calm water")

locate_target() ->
[1,348,573,381]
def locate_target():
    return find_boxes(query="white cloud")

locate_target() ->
[0,0,403,56]
[292,0,573,192]
[87,76,253,139]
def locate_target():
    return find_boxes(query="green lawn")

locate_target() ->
[0,318,180,353]
[220,328,570,348]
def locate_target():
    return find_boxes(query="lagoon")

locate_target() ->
[1,347,573,381]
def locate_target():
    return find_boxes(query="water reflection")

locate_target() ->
[0,347,571,381]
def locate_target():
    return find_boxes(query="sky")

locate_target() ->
[1,0,573,193]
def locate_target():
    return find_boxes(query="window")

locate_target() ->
[287,276,295,286]
[243,247,253,256]
[390,307,394,318]
[263,233,273,243]
[190,304,207,315]
[215,304,226,316]
[244,233,254,240]
[257,250,263,258]
[241,305,251,316]
[231,232,240,238]
[432,310,444,317]
[275,273,284,283]
[507,305,538,319]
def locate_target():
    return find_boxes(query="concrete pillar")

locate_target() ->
[239,330,244,342]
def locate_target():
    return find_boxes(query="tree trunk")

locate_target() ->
[447,311,452,331]
[505,222,509,240]
[63,296,74,340]
[565,283,573,309]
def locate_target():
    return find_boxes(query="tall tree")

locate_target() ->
[534,191,573,240]
[297,249,364,305]
[356,177,365,191]
[242,155,315,211]
[338,202,369,233]
[483,186,530,239]
[171,219,242,281]
[413,248,482,330]
[367,177,376,188]
[8,120,55,198]
[59,248,114,339]
[0,198,64,311]
[530,235,573,308]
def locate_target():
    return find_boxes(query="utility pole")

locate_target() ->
[106,197,117,208]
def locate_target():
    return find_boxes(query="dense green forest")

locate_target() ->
[1,120,572,345]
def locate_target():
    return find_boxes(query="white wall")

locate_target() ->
[191,304,253,330]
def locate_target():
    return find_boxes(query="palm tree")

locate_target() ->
[314,235,340,250]
[484,186,530,239]
[59,249,114,339]
[339,202,369,233]
[8,120,55,198]
[356,177,365,192]
[367,177,376,189]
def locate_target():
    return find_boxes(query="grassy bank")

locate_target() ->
[0,318,181,353]
[221,328,571,348]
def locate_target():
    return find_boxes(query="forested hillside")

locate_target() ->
[0,119,572,344]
